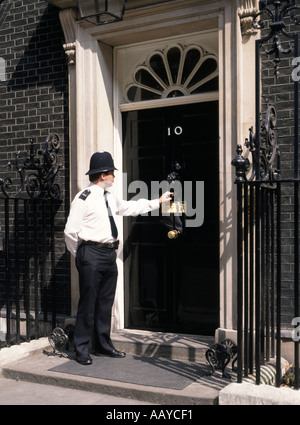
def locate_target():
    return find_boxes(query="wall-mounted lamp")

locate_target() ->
[76,0,127,25]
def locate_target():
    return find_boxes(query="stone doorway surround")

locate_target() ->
[47,0,260,340]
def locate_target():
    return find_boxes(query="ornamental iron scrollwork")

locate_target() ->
[205,338,238,379]
[0,133,62,199]
[232,105,280,185]
[257,105,279,182]
[44,324,75,358]
[253,0,300,76]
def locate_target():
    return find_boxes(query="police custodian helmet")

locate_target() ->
[86,151,118,175]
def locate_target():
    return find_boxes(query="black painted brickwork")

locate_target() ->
[0,0,70,318]
[261,13,300,329]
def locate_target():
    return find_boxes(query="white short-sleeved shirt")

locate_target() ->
[64,183,159,256]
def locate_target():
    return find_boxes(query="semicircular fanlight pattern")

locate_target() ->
[126,44,218,103]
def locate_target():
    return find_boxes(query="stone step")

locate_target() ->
[0,331,235,405]
[110,329,215,362]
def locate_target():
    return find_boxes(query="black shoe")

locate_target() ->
[76,355,93,365]
[94,349,126,358]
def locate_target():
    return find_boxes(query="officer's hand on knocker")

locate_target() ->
[159,191,173,204]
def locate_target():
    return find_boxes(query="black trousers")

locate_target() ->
[74,244,118,358]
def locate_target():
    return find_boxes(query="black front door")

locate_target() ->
[122,101,219,335]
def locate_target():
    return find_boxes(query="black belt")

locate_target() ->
[80,240,119,250]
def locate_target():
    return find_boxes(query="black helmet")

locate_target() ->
[85,151,118,175]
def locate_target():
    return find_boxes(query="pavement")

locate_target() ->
[0,376,152,405]
[1,329,299,406]
[0,329,234,406]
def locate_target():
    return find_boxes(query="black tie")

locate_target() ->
[104,190,118,239]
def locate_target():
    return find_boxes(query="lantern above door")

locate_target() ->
[76,0,127,25]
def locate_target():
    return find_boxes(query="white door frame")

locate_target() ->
[59,0,259,339]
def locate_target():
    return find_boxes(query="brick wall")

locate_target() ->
[261,13,300,329]
[0,0,70,320]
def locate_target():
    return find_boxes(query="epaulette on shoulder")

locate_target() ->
[79,189,91,201]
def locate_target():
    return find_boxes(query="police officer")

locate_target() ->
[64,151,171,365]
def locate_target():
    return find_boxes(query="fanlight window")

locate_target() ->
[125,44,218,103]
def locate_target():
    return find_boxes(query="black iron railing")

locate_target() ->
[232,0,299,389]
[0,135,62,348]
